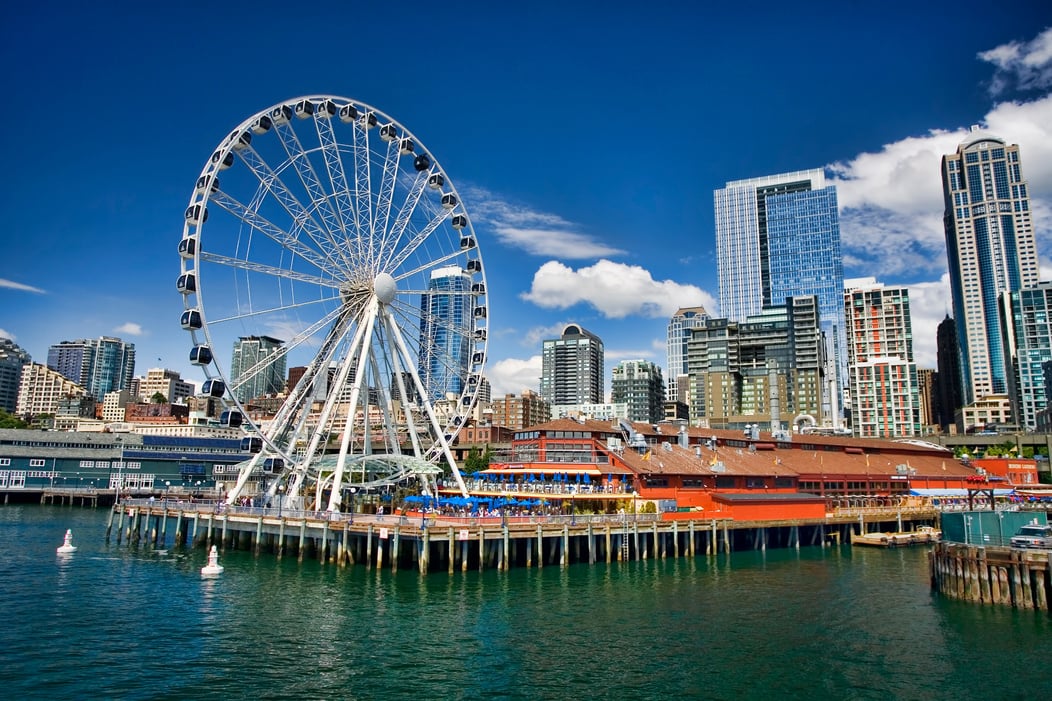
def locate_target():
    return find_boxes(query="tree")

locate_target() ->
[464,445,493,473]
[151,392,168,404]
[0,408,28,429]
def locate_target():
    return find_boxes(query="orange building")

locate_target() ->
[463,418,983,521]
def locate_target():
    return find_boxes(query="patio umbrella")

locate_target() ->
[583,474,591,484]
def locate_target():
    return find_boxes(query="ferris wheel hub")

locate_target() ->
[373,272,397,305]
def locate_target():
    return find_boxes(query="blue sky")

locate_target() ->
[3,1,1051,398]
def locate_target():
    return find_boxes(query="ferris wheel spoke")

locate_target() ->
[350,118,373,268]
[313,112,356,245]
[233,144,352,273]
[376,169,430,270]
[209,187,338,275]
[384,206,453,274]
[205,295,334,326]
[272,119,355,271]
[371,137,402,266]
[199,251,342,289]
[393,247,469,283]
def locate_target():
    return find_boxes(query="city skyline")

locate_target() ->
[2,5,1051,401]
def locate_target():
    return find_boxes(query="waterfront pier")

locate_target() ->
[109,499,940,574]
[930,542,1051,612]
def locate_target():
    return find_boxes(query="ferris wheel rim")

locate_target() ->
[177,96,489,489]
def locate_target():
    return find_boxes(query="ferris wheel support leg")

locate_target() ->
[381,306,469,497]
[225,453,265,504]
[386,318,424,458]
[327,300,378,512]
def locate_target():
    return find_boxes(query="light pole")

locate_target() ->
[278,484,285,518]
[114,437,124,504]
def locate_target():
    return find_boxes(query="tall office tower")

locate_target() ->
[47,337,135,402]
[89,337,136,402]
[714,169,845,426]
[844,278,921,438]
[475,376,492,404]
[934,315,963,431]
[942,131,1038,407]
[417,266,473,401]
[540,324,604,405]
[1001,282,1052,432]
[611,359,665,423]
[230,336,286,402]
[666,306,709,397]
[0,338,31,412]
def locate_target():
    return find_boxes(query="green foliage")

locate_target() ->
[0,409,28,429]
[151,392,168,404]
[464,445,493,473]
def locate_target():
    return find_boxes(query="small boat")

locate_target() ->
[852,526,941,548]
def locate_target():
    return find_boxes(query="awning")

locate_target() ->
[908,488,1015,497]
[485,466,603,476]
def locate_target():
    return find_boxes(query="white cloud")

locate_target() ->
[114,322,144,336]
[523,321,572,346]
[828,93,1052,281]
[0,278,46,294]
[463,186,625,259]
[521,260,715,319]
[487,355,542,396]
[904,275,953,369]
[979,27,1052,95]
[0,329,15,341]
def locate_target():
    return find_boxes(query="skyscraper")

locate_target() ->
[0,338,31,412]
[230,336,286,402]
[540,324,604,405]
[611,359,665,423]
[934,315,963,431]
[942,131,1038,407]
[844,278,920,438]
[714,169,845,427]
[418,266,472,401]
[666,306,709,397]
[1001,282,1052,432]
[47,337,136,402]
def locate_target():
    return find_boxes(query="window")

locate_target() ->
[0,458,9,466]
[29,459,45,467]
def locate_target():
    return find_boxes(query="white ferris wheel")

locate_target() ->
[177,96,487,510]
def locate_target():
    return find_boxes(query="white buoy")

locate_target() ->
[57,528,77,554]
[200,545,224,576]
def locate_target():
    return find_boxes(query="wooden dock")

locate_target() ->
[106,499,941,573]
[930,542,1051,612]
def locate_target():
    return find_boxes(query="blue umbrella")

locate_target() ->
[583,474,591,484]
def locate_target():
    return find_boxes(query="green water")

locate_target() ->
[2,505,1048,700]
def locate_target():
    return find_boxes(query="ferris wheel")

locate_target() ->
[177,96,487,510]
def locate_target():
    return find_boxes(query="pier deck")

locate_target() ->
[107,499,941,573]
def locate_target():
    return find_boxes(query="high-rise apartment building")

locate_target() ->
[230,336,286,402]
[844,278,921,438]
[490,389,551,430]
[1001,282,1052,432]
[714,169,845,427]
[47,337,135,402]
[686,296,824,430]
[16,362,86,419]
[611,359,665,423]
[666,307,709,397]
[540,324,604,405]
[418,266,473,401]
[0,338,31,412]
[138,368,195,404]
[941,131,1038,407]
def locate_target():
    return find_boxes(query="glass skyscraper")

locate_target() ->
[941,132,1038,407]
[714,169,845,427]
[540,324,604,405]
[665,306,709,399]
[47,336,136,402]
[418,266,472,401]
[230,335,286,402]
